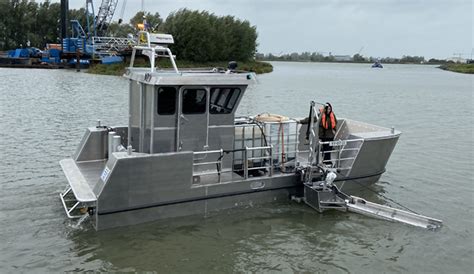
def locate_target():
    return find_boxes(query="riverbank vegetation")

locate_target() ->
[88,59,273,76]
[438,63,474,74]
[1,1,265,74]
[256,52,445,65]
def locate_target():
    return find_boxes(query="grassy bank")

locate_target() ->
[438,63,474,74]
[88,59,273,76]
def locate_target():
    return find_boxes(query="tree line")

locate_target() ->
[0,1,258,62]
[0,0,60,50]
[256,52,448,64]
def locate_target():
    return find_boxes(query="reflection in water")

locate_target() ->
[66,195,411,272]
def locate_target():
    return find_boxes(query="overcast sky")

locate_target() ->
[61,0,472,59]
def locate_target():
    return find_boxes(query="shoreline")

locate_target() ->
[438,63,474,74]
[258,59,450,66]
[88,60,273,76]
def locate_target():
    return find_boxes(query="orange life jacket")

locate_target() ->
[320,107,336,129]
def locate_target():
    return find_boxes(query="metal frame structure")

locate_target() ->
[95,0,119,35]
[130,31,179,73]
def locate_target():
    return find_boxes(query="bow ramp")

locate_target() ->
[301,172,443,230]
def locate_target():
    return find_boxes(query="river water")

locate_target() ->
[0,62,472,272]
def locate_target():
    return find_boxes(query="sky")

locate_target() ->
[58,0,472,59]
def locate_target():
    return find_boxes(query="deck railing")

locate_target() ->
[318,138,364,175]
[192,149,227,183]
[192,145,274,184]
[234,120,300,172]
[243,146,273,179]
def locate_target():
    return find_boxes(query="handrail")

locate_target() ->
[192,145,274,182]
[318,138,364,171]
[192,149,230,183]
[235,119,300,173]
[243,146,273,179]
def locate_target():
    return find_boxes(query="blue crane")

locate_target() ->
[63,0,131,63]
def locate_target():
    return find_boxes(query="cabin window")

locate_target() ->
[157,87,177,115]
[182,89,207,114]
[209,88,241,114]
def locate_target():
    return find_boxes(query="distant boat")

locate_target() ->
[372,61,383,68]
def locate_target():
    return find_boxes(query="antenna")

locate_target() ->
[118,0,127,24]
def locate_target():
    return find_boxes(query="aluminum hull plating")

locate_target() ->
[94,177,299,230]
[60,128,398,230]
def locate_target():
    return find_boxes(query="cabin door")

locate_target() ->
[177,87,209,151]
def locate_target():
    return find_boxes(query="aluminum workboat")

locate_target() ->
[59,32,441,230]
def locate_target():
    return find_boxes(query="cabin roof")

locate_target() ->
[123,67,257,86]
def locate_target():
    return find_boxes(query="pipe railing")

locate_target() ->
[192,145,274,183]
[235,120,300,172]
[192,149,235,183]
[318,138,364,170]
[129,31,180,74]
[243,146,273,179]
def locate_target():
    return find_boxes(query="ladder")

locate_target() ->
[305,101,364,181]
[320,138,364,177]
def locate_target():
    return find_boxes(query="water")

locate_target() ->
[0,62,472,272]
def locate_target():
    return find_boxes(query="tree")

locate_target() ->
[162,9,257,62]
[107,22,135,37]
[130,11,163,31]
[0,2,259,63]
[353,53,366,62]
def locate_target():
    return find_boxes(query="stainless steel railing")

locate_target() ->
[234,120,300,172]
[243,146,273,179]
[318,138,364,174]
[192,149,227,183]
[192,145,274,184]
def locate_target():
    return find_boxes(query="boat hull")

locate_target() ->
[60,121,399,230]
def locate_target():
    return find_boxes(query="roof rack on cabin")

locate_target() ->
[129,31,179,73]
